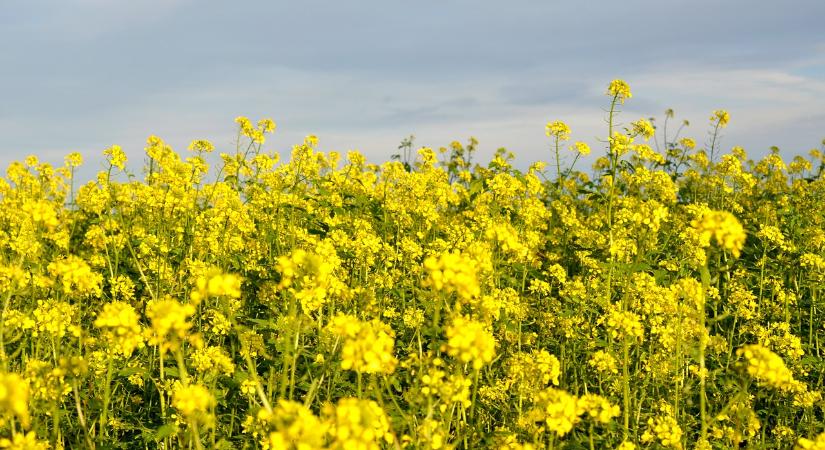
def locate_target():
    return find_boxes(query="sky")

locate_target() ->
[1,0,824,176]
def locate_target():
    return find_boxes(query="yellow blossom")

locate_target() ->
[94,301,144,357]
[324,398,394,450]
[0,373,30,427]
[64,152,83,168]
[690,209,746,258]
[423,252,480,301]
[711,109,730,128]
[260,400,326,450]
[607,79,632,103]
[446,316,496,370]
[103,144,127,170]
[327,315,397,374]
[797,432,825,450]
[572,141,591,155]
[188,139,215,153]
[738,344,796,391]
[47,255,102,296]
[0,432,49,450]
[191,270,242,304]
[173,383,215,418]
[545,121,571,141]
[632,118,655,140]
[146,297,195,350]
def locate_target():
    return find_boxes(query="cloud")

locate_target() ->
[0,0,823,173]
[629,65,825,153]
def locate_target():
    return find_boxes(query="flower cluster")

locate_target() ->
[446,315,497,370]
[423,251,481,301]
[0,80,821,449]
[690,208,747,258]
[94,301,144,357]
[327,315,398,374]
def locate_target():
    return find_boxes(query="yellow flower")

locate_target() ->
[545,121,571,141]
[690,209,746,258]
[607,79,632,103]
[191,270,242,304]
[327,315,397,374]
[188,139,215,153]
[679,137,696,149]
[0,373,30,427]
[190,346,235,376]
[711,109,730,128]
[257,118,276,133]
[234,116,273,144]
[276,247,344,313]
[589,350,619,375]
[47,256,102,296]
[235,116,254,136]
[414,418,447,449]
[103,144,127,170]
[578,394,620,424]
[541,388,582,436]
[173,383,215,418]
[324,398,394,450]
[33,299,77,339]
[694,439,712,450]
[240,380,258,398]
[260,400,326,450]
[738,344,796,391]
[94,301,144,357]
[609,132,634,157]
[146,297,195,350]
[423,252,480,301]
[21,200,59,229]
[64,152,83,168]
[22,360,71,402]
[641,409,683,449]
[508,350,561,391]
[796,432,825,450]
[632,118,655,140]
[497,434,536,450]
[206,310,232,336]
[603,306,644,341]
[572,141,591,155]
[446,316,496,370]
[0,431,49,450]
[633,144,665,164]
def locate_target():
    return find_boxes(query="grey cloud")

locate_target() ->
[1,0,824,172]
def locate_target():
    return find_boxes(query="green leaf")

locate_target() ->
[153,423,177,441]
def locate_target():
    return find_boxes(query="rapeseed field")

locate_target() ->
[0,80,824,449]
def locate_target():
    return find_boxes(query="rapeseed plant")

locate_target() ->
[0,82,821,449]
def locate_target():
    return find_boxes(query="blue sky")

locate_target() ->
[1,0,824,174]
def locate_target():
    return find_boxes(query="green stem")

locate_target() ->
[469,368,480,424]
[555,137,562,183]
[0,291,11,371]
[605,94,619,304]
[100,355,114,438]
[699,265,711,441]
[73,381,95,449]
[622,337,630,439]
[289,320,302,400]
